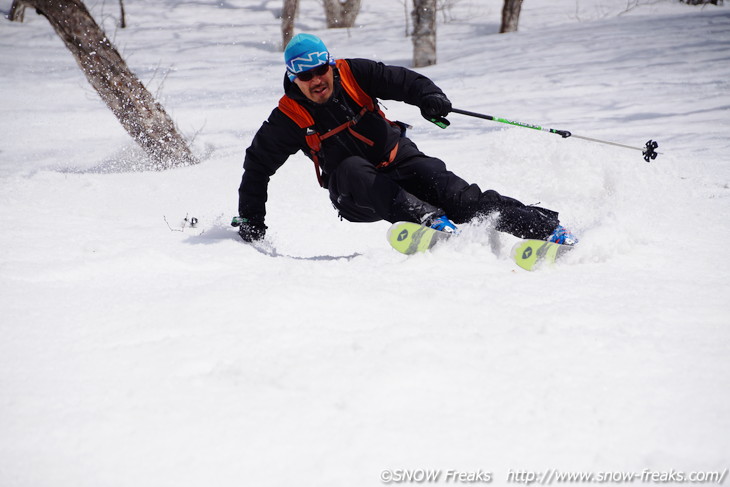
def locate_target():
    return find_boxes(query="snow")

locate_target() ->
[1,0,729,485]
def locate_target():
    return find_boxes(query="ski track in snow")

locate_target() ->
[1,1,729,485]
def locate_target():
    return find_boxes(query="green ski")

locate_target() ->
[510,239,574,271]
[386,221,453,255]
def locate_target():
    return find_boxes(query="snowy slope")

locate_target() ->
[1,1,729,486]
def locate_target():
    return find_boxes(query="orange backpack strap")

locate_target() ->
[279,96,311,127]
[278,95,325,186]
[278,96,320,150]
[335,59,376,112]
[335,59,389,119]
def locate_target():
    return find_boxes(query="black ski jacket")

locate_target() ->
[237,58,446,221]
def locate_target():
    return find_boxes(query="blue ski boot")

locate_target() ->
[428,215,459,234]
[547,225,578,245]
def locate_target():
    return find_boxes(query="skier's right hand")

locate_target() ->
[236,217,267,242]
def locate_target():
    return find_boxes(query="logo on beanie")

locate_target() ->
[287,51,330,74]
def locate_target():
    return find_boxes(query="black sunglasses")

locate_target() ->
[295,64,331,82]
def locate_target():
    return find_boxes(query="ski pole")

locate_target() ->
[449,107,659,162]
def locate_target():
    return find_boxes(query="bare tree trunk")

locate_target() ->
[119,0,126,28]
[412,0,437,67]
[9,0,197,169]
[323,0,361,28]
[500,0,524,34]
[8,0,26,21]
[281,0,298,49]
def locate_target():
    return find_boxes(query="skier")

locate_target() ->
[236,33,576,245]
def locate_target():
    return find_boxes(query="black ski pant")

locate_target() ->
[327,138,560,240]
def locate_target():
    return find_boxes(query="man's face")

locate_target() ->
[293,64,334,104]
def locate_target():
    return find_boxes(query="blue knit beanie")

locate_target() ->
[284,34,335,81]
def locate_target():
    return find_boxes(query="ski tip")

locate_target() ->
[387,221,452,255]
[386,221,423,255]
[511,239,573,271]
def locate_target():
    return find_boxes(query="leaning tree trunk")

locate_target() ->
[9,0,197,169]
[412,0,437,68]
[500,0,524,34]
[281,0,298,49]
[323,0,361,28]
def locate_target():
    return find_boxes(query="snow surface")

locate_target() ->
[1,0,729,485]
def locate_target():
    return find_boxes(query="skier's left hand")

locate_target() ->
[420,93,452,120]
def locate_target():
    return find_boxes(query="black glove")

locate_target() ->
[232,216,267,242]
[419,93,452,127]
